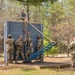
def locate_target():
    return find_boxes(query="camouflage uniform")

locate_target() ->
[37,39,43,51]
[26,38,33,59]
[68,41,75,69]
[27,32,31,38]
[15,39,26,62]
[36,35,43,61]
[5,35,14,63]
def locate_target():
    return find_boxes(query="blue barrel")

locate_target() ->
[4,21,43,62]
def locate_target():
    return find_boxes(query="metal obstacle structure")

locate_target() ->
[4,21,43,63]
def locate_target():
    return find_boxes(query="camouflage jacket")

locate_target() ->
[37,39,43,48]
[5,38,14,51]
[68,41,75,54]
[15,39,26,51]
[27,42,33,53]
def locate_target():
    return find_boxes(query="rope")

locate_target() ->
[28,21,53,42]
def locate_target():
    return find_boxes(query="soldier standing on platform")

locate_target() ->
[36,35,43,61]
[68,35,75,70]
[5,34,14,64]
[15,35,26,63]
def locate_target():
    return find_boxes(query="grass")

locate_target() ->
[0,53,75,75]
[0,57,4,61]
[0,53,4,61]
[0,68,75,75]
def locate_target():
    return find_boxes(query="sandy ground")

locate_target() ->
[44,57,70,63]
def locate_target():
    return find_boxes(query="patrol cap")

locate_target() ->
[8,34,12,37]
[37,35,41,38]
[28,38,31,41]
[20,35,23,37]
[27,32,31,35]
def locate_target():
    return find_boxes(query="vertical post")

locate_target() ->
[27,2,30,21]
[4,22,8,64]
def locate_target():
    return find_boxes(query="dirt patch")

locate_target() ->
[44,57,70,63]
[0,57,71,70]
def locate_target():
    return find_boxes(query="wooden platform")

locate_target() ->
[0,57,71,69]
[6,62,70,69]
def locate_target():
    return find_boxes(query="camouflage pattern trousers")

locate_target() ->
[37,47,43,61]
[7,50,14,63]
[16,50,25,60]
[71,53,75,68]
[26,50,31,59]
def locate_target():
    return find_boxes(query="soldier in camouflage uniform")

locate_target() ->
[25,32,33,59]
[36,35,43,61]
[26,38,33,59]
[27,32,31,38]
[20,8,27,21]
[15,35,26,63]
[5,34,14,63]
[68,36,75,70]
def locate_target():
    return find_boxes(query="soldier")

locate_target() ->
[20,8,27,21]
[36,35,43,61]
[15,35,26,63]
[26,38,33,59]
[5,34,14,64]
[36,35,43,51]
[27,32,31,38]
[20,8,28,33]
[68,36,75,70]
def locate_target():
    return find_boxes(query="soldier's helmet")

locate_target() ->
[37,35,41,39]
[8,34,12,37]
